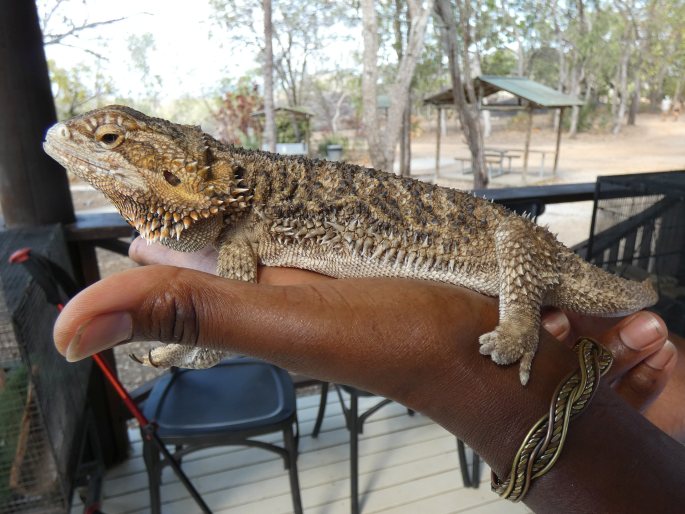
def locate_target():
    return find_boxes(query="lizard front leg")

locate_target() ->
[131,239,258,369]
[478,216,559,385]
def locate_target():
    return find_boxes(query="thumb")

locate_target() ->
[54,265,313,366]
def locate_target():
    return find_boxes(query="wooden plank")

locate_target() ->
[64,212,133,242]
[88,391,517,514]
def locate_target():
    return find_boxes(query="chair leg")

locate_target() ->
[142,438,162,514]
[350,392,360,514]
[456,438,481,488]
[312,382,329,437]
[284,423,304,514]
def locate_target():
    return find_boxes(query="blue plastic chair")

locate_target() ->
[141,357,303,514]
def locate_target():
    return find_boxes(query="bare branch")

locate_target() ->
[44,16,127,46]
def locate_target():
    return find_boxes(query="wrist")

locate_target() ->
[415,329,578,478]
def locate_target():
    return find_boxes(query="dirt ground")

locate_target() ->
[82,112,684,389]
[412,112,685,247]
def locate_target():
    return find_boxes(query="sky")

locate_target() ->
[40,0,361,102]
[41,1,262,100]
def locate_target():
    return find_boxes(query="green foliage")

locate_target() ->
[317,134,348,157]
[481,49,517,76]
[48,60,114,120]
[0,366,29,505]
[275,113,309,144]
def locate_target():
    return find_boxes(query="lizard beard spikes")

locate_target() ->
[131,184,253,243]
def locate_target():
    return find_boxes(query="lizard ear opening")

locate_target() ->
[163,170,182,186]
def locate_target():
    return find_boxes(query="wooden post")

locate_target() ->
[553,107,565,176]
[522,104,534,183]
[0,0,75,227]
[435,106,442,180]
[0,1,130,467]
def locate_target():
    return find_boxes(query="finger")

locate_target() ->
[128,237,218,273]
[599,311,669,381]
[563,311,623,342]
[613,340,678,411]
[541,309,571,342]
[128,236,334,284]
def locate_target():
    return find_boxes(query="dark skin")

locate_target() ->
[54,239,685,512]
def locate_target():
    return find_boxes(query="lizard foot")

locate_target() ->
[128,343,226,369]
[479,326,538,386]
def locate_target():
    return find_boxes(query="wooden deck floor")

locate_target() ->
[74,389,531,514]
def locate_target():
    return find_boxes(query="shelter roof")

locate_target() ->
[424,75,583,108]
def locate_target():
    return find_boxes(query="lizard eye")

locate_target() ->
[95,125,125,149]
[163,170,181,186]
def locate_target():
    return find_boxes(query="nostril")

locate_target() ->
[58,124,70,139]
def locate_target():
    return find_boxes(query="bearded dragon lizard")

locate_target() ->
[44,105,657,385]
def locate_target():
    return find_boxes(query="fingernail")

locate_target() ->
[542,311,570,339]
[66,312,133,362]
[645,340,677,370]
[619,312,666,351]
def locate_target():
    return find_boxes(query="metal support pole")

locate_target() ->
[553,107,565,176]
[435,107,442,181]
[522,105,534,183]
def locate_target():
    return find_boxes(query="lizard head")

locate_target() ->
[44,105,250,249]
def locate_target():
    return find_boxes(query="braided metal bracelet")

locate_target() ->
[491,337,614,502]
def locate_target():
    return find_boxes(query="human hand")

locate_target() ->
[541,308,683,442]
[53,240,685,512]
[128,238,684,440]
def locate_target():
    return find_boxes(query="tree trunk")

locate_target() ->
[360,0,385,169]
[612,43,630,135]
[394,0,411,177]
[361,0,433,173]
[435,0,487,188]
[628,71,640,126]
[262,0,276,152]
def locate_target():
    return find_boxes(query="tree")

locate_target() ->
[48,59,114,119]
[38,0,125,59]
[210,0,355,108]
[435,0,487,188]
[213,78,263,146]
[361,0,435,173]
[127,33,162,111]
[262,0,277,152]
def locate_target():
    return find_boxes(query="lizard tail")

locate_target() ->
[549,251,658,317]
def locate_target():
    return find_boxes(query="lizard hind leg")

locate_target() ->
[478,215,560,385]
[130,346,225,369]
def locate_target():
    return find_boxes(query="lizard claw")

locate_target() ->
[129,353,144,364]
[128,350,160,368]
[147,349,159,368]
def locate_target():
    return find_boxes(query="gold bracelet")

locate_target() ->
[491,337,613,502]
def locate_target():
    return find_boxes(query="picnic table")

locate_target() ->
[485,147,553,177]
[456,147,553,180]
[455,148,520,180]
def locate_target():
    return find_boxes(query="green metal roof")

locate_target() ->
[477,75,583,107]
[424,76,583,108]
